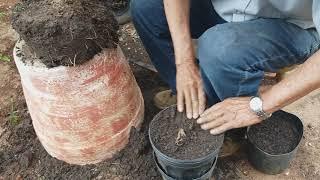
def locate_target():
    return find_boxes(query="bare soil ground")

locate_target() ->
[1,1,320,179]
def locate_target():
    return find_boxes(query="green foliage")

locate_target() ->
[0,53,11,62]
[13,3,24,13]
[9,110,20,126]
[0,11,6,19]
[8,99,21,126]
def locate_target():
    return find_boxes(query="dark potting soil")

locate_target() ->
[150,106,224,160]
[12,0,119,68]
[248,112,301,155]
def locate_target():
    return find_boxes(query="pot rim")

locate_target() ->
[14,39,121,70]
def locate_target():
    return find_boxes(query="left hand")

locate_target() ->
[197,97,262,135]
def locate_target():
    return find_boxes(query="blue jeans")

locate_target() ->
[131,0,320,105]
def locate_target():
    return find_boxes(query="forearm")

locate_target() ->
[262,50,320,113]
[163,0,194,64]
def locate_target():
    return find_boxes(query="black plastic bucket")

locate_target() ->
[149,105,224,179]
[247,110,304,175]
[153,152,217,180]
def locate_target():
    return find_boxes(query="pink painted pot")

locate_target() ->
[13,40,144,165]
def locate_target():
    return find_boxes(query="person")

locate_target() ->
[130,0,320,136]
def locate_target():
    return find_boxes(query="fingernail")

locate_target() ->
[210,130,217,135]
[201,125,207,130]
[197,118,202,124]
[187,113,192,119]
[178,106,183,112]
[193,113,199,119]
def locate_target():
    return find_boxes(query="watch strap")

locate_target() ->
[256,109,272,120]
[251,96,272,120]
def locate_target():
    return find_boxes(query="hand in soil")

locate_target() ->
[176,61,206,119]
[150,106,224,160]
[197,97,262,135]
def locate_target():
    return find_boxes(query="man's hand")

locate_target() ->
[176,61,206,119]
[197,97,262,135]
[163,0,205,118]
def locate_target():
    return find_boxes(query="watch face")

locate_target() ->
[250,97,262,112]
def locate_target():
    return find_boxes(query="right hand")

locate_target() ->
[176,60,206,119]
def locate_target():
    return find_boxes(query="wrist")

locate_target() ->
[176,60,195,67]
[260,92,279,114]
[174,44,195,65]
[249,96,272,120]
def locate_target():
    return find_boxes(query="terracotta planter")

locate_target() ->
[13,40,144,165]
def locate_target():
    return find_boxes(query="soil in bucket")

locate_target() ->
[150,106,223,160]
[12,0,119,68]
[248,113,300,155]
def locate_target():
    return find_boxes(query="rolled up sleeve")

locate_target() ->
[313,0,320,36]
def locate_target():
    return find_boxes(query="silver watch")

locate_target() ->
[249,96,271,120]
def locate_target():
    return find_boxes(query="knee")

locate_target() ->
[198,25,264,98]
[130,0,148,23]
[198,24,248,75]
[198,25,250,95]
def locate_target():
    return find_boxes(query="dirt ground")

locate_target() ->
[1,1,320,180]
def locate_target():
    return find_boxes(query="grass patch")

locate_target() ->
[0,11,6,19]
[0,53,11,62]
[13,3,24,13]
[8,98,21,126]
[9,110,20,126]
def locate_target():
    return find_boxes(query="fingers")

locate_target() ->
[177,90,184,112]
[210,123,233,135]
[198,87,206,115]
[191,87,199,119]
[200,117,225,130]
[197,110,224,124]
[176,74,206,119]
[198,103,222,123]
[184,85,205,119]
[184,90,192,119]
[177,87,200,119]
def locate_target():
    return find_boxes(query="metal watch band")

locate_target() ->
[257,110,272,120]
[251,95,272,121]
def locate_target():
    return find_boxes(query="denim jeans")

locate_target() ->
[131,0,320,105]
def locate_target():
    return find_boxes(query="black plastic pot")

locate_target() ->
[149,105,224,180]
[247,110,304,175]
[153,152,217,180]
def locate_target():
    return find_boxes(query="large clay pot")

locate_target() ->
[13,40,144,165]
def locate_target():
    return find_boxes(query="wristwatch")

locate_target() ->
[249,96,272,120]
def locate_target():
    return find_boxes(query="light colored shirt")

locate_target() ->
[211,0,320,35]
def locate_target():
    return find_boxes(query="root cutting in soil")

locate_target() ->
[150,106,224,160]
